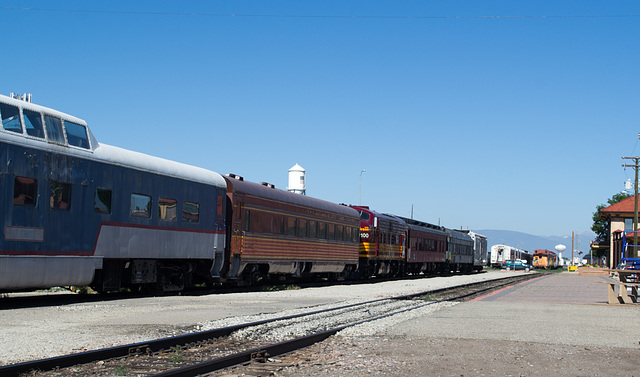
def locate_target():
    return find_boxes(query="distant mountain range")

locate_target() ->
[474,229,596,260]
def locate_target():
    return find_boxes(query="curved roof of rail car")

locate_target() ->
[393,215,447,236]
[225,176,359,219]
[93,144,226,188]
[447,228,474,241]
[0,94,226,188]
[406,222,448,236]
[350,206,406,224]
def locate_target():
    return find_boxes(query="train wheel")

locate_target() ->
[239,265,264,286]
[138,283,160,295]
[159,264,187,292]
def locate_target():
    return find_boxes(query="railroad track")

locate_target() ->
[2,273,539,377]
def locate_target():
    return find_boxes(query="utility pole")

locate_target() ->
[571,231,574,266]
[622,156,639,259]
[359,169,366,206]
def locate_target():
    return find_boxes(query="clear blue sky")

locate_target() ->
[3,1,639,237]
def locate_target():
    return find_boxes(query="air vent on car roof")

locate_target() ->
[226,173,244,181]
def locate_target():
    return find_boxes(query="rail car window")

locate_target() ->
[23,109,45,138]
[250,211,267,233]
[13,177,37,206]
[261,213,273,233]
[0,103,22,133]
[159,198,177,221]
[244,210,250,231]
[64,121,90,149]
[183,201,199,223]
[45,115,65,144]
[272,214,284,234]
[287,217,296,236]
[298,219,307,238]
[327,224,335,240]
[309,220,317,238]
[49,181,71,210]
[318,222,327,239]
[94,188,112,214]
[336,225,343,241]
[345,227,352,243]
[130,194,151,218]
[359,211,370,221]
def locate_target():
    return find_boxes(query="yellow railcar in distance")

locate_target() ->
[533,249,559,269]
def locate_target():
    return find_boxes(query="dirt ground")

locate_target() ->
[218,335,639,377]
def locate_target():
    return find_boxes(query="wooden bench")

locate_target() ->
[596,280,640,304]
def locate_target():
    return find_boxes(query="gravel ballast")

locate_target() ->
[1,271,637,377]
[0,271,506,365]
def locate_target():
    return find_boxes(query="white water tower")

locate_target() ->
[287,163,306,195]
[555,244,566,265]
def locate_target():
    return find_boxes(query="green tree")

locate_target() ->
[591,192,631,246]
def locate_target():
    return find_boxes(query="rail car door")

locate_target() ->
[232,201,244,253]
[42,153,93,253]
[4,145,47,248]
[226,198,245,279]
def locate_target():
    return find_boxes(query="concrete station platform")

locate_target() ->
[385,272,640,349]
[478,272,610,304]
[320,273,640,377]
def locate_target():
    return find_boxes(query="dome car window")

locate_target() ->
[64,121,90,149]
[45,115,65,144]
[23,109,44,138]
[0,103,22,133]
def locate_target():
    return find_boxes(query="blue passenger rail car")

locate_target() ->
[460,230,487,271]
[0,94,227,293]
[446,229,474,273]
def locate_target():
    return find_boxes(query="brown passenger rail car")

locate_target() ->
[223,174,360,284]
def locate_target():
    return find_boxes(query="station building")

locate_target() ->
[597,195,638,268]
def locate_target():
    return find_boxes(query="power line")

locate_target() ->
[1,6,639,20]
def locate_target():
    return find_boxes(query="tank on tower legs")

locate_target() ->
[287,163,306,195]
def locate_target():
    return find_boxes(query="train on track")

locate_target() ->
[0,94,487,293]
[532,249,559,269]
[489,244,532,268]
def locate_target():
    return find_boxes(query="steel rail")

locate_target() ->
[150,325,352,377]
[149,273,541,377]
[0,273,539,376]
